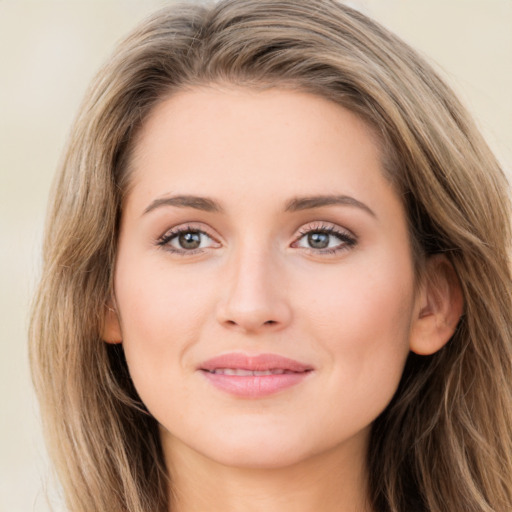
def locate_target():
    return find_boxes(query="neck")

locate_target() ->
[163,434,372,512]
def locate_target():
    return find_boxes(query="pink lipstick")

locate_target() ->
[199,353,313,398]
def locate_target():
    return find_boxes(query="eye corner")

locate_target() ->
[291,221,357,255]
[155,222,222,255]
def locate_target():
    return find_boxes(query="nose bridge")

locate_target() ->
[217,237,291,332]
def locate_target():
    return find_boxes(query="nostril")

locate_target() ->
[222,318,279,330]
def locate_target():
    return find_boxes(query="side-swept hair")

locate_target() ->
[30,1,512,510]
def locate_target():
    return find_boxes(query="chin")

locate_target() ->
[203,437,312,470]
[162,419,321,470]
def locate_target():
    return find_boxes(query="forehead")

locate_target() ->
[119,85,411,266]
[127,86,388,200]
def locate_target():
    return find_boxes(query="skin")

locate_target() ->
[104,87,462,512]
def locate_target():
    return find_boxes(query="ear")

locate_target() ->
[409,254,464,355]
[101,299,122,344]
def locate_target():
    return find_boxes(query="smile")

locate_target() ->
[199,353,313,398]
[206,368,297,376]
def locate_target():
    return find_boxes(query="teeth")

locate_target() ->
[211,368,287,376]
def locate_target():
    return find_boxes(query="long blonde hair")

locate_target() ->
[30,1,512,510]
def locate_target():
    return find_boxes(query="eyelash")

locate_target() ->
[156,224,219,255]
[292,223,357,254]
[156,222,357,256]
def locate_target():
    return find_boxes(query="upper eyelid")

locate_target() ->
[156,224,221,254]
[295,221,356,237]
[158,222,218,240]
[292,222,358,251]
[156,220,357,245]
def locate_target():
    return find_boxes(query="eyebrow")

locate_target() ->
[285,195,375,217]
[143,195,223,215]
[142,193,375,217]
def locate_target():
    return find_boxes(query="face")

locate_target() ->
[109,87,420,471]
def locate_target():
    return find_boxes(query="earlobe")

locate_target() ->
[409,254,464,356]
[101,301,123,344]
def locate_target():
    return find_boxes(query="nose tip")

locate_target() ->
[220,310,289,333]
[216,261,292,334]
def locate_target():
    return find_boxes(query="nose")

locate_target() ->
[216,246,292,334]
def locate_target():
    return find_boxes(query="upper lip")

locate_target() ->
[200,353,313,373]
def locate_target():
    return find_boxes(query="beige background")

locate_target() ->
[1,1,510,510]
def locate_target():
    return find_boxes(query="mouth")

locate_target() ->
[205,368,300,376]
[200,352,313,373]
[199,353,314,398]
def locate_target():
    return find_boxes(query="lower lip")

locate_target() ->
[201,371,311,398]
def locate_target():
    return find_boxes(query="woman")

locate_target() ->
[30,0,512,511]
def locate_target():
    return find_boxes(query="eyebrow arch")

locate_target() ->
[285,195,375,217]
[143,195,223,215]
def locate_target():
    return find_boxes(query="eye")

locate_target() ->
[157,226,220,254]
[292,223,356,254]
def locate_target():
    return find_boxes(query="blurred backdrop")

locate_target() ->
[0,1,510,510]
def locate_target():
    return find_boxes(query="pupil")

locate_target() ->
[308,232,329,249]
[179,231,201,249]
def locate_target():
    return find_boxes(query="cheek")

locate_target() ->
[113,255,214,392]
[297,248,415,398]
[116,251,210,329]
